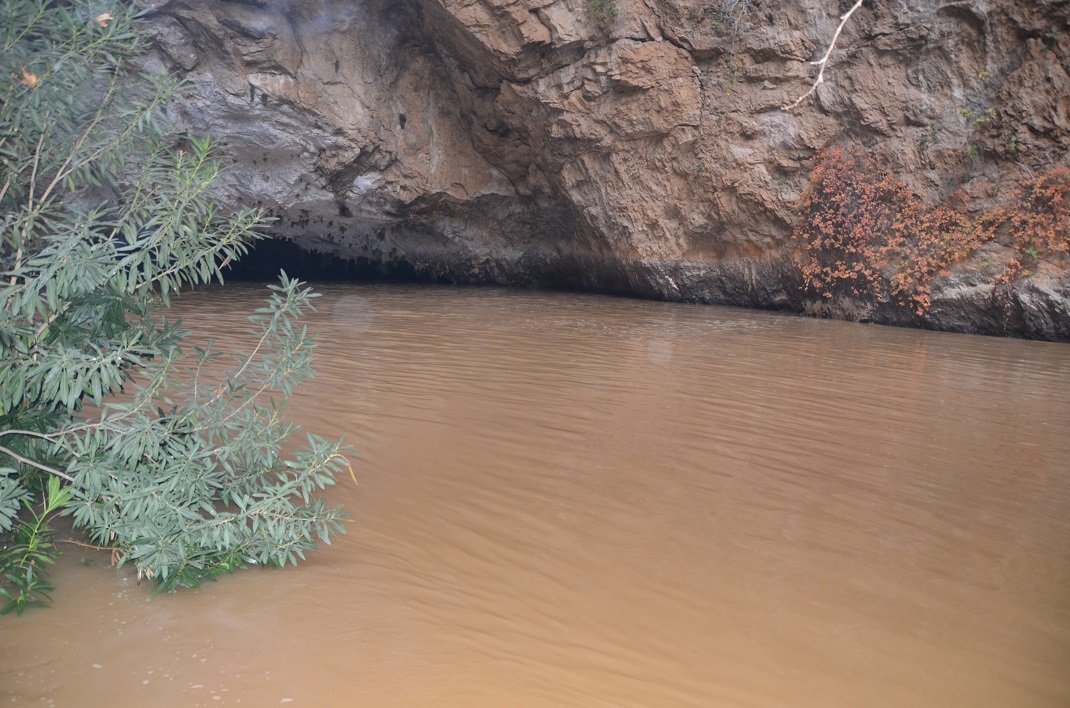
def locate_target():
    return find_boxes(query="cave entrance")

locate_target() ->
[224,237,442,284]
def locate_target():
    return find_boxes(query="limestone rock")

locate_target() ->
[138,0,1070,340]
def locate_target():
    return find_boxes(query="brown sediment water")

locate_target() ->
[2,283,1069,707]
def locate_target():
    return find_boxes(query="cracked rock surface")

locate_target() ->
[139,0,1070,339]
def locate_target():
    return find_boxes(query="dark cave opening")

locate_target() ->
[224,237,445,284]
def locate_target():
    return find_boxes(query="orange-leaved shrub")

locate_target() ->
[979,167,1070,283]
[793,147,980,315]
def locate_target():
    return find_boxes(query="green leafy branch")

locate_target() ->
[1,0,354,610]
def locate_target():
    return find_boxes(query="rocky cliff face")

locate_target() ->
[138,0,1070,339]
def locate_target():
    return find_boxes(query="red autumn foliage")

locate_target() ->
[979,167,1070,283]
[793,147,979,316]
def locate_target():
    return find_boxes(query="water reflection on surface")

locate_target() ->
[2,283,1069,707]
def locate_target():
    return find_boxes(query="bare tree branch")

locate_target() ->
[782,0,866,111]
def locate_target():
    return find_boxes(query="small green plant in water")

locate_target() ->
[0,478,72,615]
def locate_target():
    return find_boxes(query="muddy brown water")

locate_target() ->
[2,284,1070,707]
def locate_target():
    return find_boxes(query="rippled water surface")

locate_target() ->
[3,284,1070,707]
